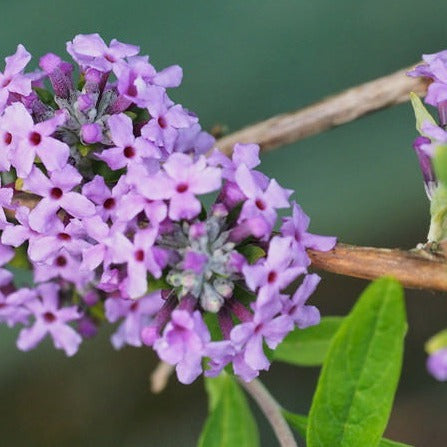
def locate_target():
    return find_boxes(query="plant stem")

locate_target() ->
[239,378,297,447]
[216,63,427,155]
[308,243,447,292]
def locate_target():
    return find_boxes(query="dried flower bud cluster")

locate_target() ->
[0,34,335,384]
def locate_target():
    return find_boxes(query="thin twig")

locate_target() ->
[216,63,428,155]
[239,378,297,447]
[308,243,447,292]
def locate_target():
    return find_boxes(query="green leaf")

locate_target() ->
[283,411,413,447]
[238,244,266,264]
[428,183,447,242]
[410,92,436,135]
[425,328,447,354]
[274,317,343,366]
[199,373,259,447]
[307,277,407,447]
[434,144,447,187]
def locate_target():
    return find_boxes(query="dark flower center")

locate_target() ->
[43,312,56,323]
[157,116,167,129]
[126,84,137,97]
[255,198,266,211]
[267,270,277,284]
[55,255,67,267]
[105,53,116,63]
[57,232,71,241]
[50,187,63,200]
[134,249,145,262]
[123,146,135,158]
[130,302,139,312]
[3,132,12,145]
[29,131,42,146]
[176,183,188,193]
[1,78,11,88]
[103,197,116,210]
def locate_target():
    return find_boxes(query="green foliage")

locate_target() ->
[199,373,259,447]
[307,277,407,447]
[237,244,266,264]
[434,144,447,187]
[283,411,413,447]
[273,317,343,366]
[425,328,447,354]
[410,92,436,135]
[428,183,447,242]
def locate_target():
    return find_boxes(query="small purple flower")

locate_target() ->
[5,102,69,177]
[281,202,336,265]
[243,236,306,300]
[17,283,82,356]
[97,113,160,170]
[154,309,210,384]
[23,165,95,232]
[0,44,32,98]
[231,300,293,371]
[67,34,139,72]
[0,288,35,327]
[105,292,164,349]
[282,274,321,329]
[235,163,291,234]
[136,153,221,220]
[141,87,197,152]
[413,135,437,199]
[427,348,447,381]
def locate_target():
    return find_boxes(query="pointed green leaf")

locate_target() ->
[238,244,266,264]
[273,317,343,366]
[307,277,407,447]
[410,92,436,135]
[283,411,413,447]
[199,373,259,447]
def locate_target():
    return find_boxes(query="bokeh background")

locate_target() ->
[0,1,445,445]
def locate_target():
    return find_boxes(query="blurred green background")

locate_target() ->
[0,0,446,445]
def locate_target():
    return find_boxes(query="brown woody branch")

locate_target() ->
[308,243,447,292]
[216,63,428,155]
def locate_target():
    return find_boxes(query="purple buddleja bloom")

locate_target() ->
[114,55,182,107]
[0,44,32,99]
[1,206,38,247]
[22,165,95,232]
[243,236,306,302]
[281,201,336,266]
[28,218,89,263]
[173,123,215,156]
[427,348,447,381]
[97,113,160,170]
[408,53,447,118]
[137,153,221,220]
[231,299,293,372]
[82,175,129,221]
[67,34,139,72]
[141,87,197,153]
[39,53,73,99]
[81,216,126,270]
[0,242,14,286]
[282,274,321,329]
[0,102,23,171]
[112,228,167,298]
[105,292,164,349]
[235,163,291,235]
[154,309,211,384]
[33,249,92,289]
[17,283,82,356]
[418,122,447,158]
[0,288,36,327]
[5,102,68,177]
[413,135,437,199]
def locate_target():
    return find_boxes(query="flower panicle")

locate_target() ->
[0,34,336,384]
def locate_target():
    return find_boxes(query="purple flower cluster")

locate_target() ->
[0,34,336,384]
